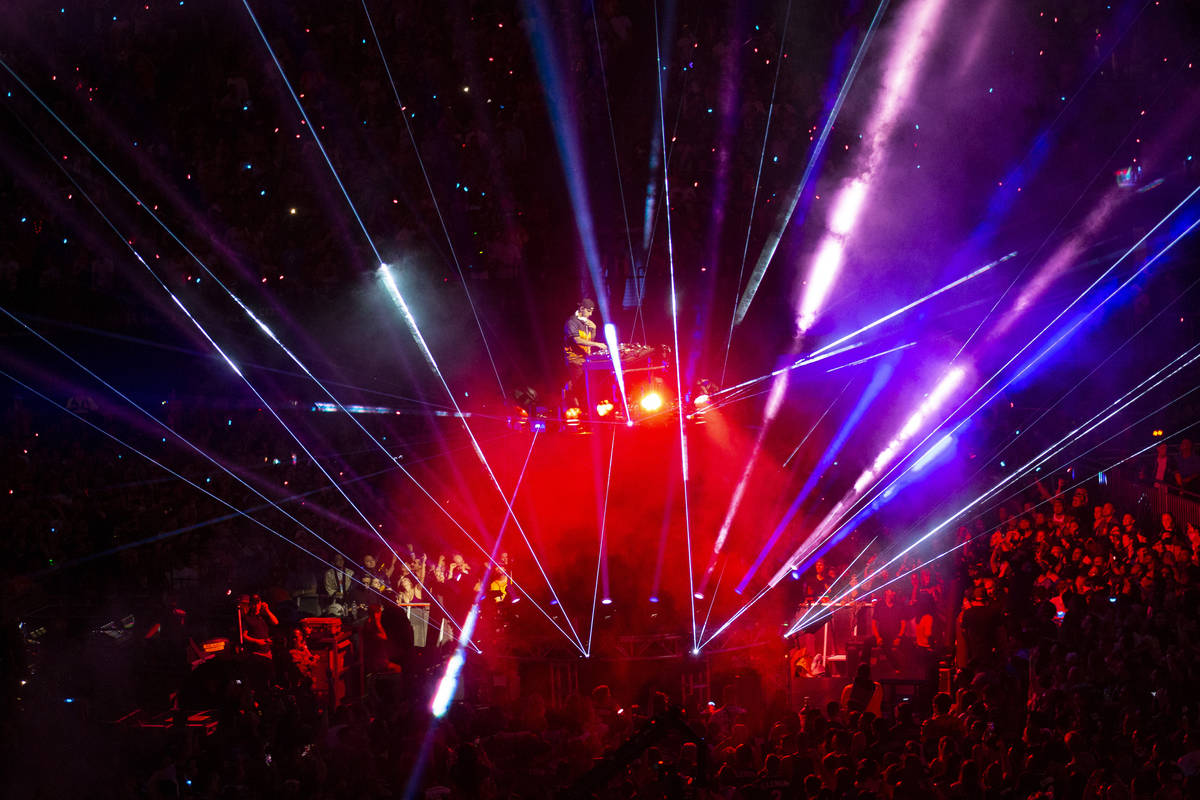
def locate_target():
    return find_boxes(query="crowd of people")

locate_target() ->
[7,373,1200,799]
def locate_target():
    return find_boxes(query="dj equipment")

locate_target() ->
[575,344,669,418]
[583,343,660,367]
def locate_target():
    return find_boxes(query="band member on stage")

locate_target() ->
[563,298,606,402]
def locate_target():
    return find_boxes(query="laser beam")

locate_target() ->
[360,0,506,401]
[732,0,890,325]
[653,0,698,650]
[810,253,1014,358]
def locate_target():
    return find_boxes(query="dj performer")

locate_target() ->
[563,298,606,401]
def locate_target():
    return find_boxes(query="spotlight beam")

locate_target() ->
[653,0,698,650]
[732,0,891,325]
[360,0,506,401]
[793,0,950,335]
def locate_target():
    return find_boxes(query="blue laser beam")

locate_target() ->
[518,0,630,409]
[736,362,892,593]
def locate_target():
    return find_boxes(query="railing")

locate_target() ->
[1104,469,1200,529]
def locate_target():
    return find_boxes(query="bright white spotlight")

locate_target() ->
[640,392,664,412]
[431,651,464,717]
[829,177,868,237]
[797,238,846,333]
[600,597,613,606]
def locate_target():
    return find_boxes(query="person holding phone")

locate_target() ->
[239,594,278,657]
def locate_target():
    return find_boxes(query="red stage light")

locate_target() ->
[640,392,663,412]
[694,393,710,407]
[595,399,614,417]
[565,407,582,419]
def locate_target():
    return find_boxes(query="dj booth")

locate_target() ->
[577,345,669,415]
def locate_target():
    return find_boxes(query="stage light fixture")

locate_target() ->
[640,391,664,412]
[600,597,613,605]
[596,399,614,417]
